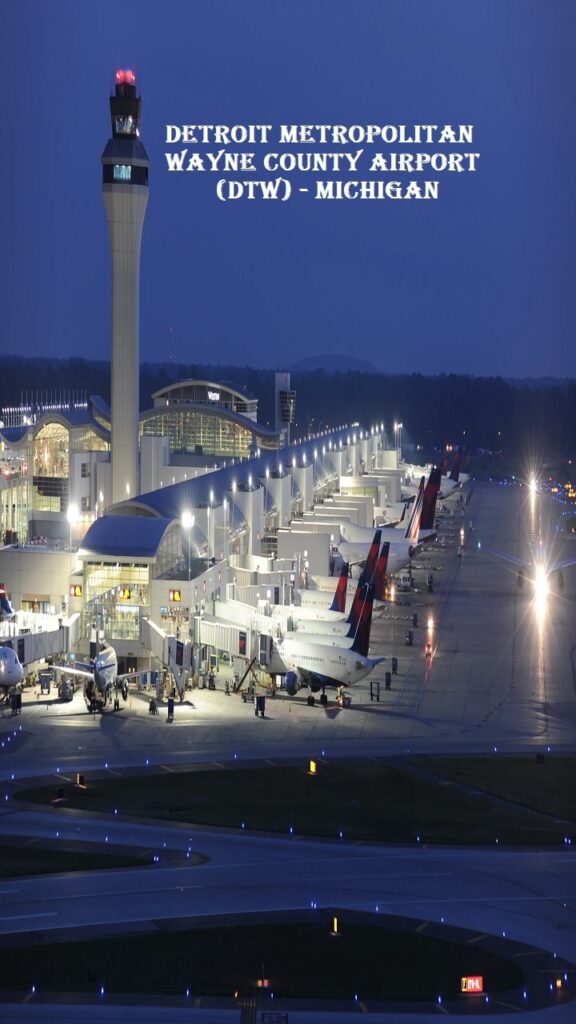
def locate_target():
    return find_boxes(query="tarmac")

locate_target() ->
[0,480,575,1021]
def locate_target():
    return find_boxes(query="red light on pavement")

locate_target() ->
[461,975,483,994]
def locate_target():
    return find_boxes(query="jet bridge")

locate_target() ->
[1,613,81,670]
[140,616,192,698]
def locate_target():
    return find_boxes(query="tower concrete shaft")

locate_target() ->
[102,70,149,505]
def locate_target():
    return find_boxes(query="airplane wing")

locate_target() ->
[484,548,526,570]
[549,556,576,574]
[485,547,576,576]
[51,664,94,680]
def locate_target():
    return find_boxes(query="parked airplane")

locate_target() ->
[0,646,24,695]
[286,532,382,623]
[337,481,425,573]
[292,544,390,639]
[439,448,470,497]
[53,643,131,712]
[419,466,442,541]
[275,583,384,694]
[341,473,434,545]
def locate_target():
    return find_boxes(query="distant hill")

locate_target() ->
[289,354,378,373]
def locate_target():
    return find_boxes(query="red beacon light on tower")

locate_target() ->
[115,69,136,85]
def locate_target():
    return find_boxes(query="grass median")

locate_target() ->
[17,755,576,845]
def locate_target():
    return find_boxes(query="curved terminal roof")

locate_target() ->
[151,379,256,405]
[78,515,175,560]
[111,426,366,521]
[0,407,110,448]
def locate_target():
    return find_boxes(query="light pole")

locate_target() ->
[208,490,214,563]
[231,480,236,551]
[181,510,194,581]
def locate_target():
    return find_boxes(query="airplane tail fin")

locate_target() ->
[421,467,442,530]
[0,585,15,619]
[399,502,407,523]
[358,529,381,588]
[350,583,375,658]
[346,530,381,625]
[440,456,449,476]
[329,562,349,613]
[449,448,462,483]
[404,478,425,541]
[373,542,390,601]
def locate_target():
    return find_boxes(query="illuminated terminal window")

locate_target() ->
[113,164,132,182]
[72,427,109,453]
[83,563,150,641]
[141,408,280,459]
[32,422,69,512]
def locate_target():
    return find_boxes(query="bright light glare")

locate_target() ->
[427,615,434,632]
[529,475,538,495]
[534,564,549,604]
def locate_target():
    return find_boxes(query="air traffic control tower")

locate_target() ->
[102,70,149,505]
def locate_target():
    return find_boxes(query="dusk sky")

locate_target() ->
[2,0,575,378]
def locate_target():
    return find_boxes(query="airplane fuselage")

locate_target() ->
[276,638,378,687]
[0,646,24,692]
[338,541,415,575]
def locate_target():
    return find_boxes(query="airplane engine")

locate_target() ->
[285,671,300,696]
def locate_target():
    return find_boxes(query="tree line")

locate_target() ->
[0,356,573,456]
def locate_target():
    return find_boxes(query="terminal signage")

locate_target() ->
[461,976,483,994]
[169,589,182,603]
[69,584,82,598]
[118,587,131,600]
[207,390,220,401]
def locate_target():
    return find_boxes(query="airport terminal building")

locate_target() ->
[0,70,401,683]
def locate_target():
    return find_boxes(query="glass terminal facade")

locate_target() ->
[140,407,278,460]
